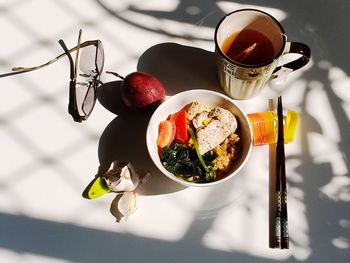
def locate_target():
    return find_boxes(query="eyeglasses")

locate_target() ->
[0,30,105,122]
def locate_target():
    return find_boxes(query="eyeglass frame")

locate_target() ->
[59,31,104,122]
[0,34,104,123]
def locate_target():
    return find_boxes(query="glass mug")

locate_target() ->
[215,9,311,100]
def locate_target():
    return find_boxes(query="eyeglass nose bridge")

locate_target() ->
[76,82,89,87]
[79,73,92,78]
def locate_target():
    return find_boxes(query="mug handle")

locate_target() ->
[273,42,311,74]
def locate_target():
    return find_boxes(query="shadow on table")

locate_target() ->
[137,42,221,95]
[97,43,221,196]
[0,212,287,263]
[96,80,184,196]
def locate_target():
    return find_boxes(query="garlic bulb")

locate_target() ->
[100,160,151,222]
[102,161,140,192]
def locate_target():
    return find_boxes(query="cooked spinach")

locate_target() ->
[160,142,216,183]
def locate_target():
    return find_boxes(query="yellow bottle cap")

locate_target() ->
[284,110,298,143]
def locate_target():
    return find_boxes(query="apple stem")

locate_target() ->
[106,71,125,80]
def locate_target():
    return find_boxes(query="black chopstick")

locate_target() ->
[274,96,289,249]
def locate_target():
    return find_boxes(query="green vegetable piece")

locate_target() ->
[189,127,209,171]
[189,127,216,181]
[82,176,111,199]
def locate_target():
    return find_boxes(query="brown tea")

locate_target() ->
[222,29,275,65]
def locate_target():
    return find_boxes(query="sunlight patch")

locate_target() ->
[320,174,350,202]
[332,237,349,249]
[217,2,287,21]
[306,83,340,141]
[100,0,179,11]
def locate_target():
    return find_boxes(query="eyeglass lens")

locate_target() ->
[75,42,104,117]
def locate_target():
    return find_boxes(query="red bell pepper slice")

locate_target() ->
[169,110,189,144]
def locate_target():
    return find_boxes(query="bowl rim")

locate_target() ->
[146,89,253,187]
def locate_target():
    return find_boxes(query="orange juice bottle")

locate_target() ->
[248,110,298,146]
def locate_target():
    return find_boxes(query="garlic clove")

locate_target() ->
[117,192,139,219]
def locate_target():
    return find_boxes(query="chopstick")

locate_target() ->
[274,96,289,249]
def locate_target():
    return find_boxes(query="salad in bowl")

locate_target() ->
[146,90,252,187]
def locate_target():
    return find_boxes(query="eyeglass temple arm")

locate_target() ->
[0,40,97,78]
[58,40,74,80]
[60,34,83,123]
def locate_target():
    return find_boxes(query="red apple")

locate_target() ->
[117,72,166,110]
[106,71,166,110]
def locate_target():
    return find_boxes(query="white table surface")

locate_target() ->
[0,0,349,262]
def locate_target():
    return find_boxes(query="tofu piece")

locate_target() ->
[209,107,237,133]
[186,102,214,121]
[196,107,237,154]
[197,119,224,154]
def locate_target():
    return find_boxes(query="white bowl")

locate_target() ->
[146,89,253,187]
